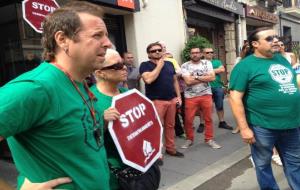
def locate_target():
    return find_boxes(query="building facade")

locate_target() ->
[183,0,244,80]
[277,0,300,52]
[0,0,186,86]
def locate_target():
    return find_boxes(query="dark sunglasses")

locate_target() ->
[264,35,279,42]
[205,51,214,54]
[101,62,125,70]
[149,49,162,53]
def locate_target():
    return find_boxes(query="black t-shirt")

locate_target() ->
[139,60,176,100]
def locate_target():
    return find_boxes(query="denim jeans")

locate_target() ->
[250,125,300,190]
[211,87,224,111]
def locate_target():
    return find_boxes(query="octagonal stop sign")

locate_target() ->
[108,89,163,172]
[22,0,59,33]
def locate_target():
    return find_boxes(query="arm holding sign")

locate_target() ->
[103,107,120,129]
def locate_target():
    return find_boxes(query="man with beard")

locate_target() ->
[0,1,112,189]
[229,27,300,190]
[139,42,184,164]
[180,47,222,149]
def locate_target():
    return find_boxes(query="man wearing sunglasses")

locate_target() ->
[195,48,233,133]
[139,42,184,162]
[180,47,221,150]
[229,27,300,190]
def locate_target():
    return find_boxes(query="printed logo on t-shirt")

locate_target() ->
[81,101,103,152]
[269,64,293,84]
[269,64,297,95]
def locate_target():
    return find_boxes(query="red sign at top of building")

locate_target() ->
[117,0,135,9]
[22,0,60,33]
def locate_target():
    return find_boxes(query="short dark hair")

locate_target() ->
[146,42,162,53]
[122,52,133,58]
[190,47,201,53]
[42,1,104,61]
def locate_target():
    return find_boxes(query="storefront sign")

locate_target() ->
[117,0,135,9]
[22,0,59,33]
[92,0,138,11]
[109,89,163,172]
[246,5,278,24]
[198,0,244,15]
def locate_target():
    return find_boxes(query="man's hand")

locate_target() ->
[176,97,182,106]
[104,107,120,122]
[156,58,165,67]
[21,177,72,190]
[240,127,256,144]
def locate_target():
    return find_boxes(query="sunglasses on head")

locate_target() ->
[149,49,162,53]
[205,51,214,54]
[264,35,279,42]
[101,62,125,71]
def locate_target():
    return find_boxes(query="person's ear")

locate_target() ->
[54,31,70,53]
[251,41,259,48]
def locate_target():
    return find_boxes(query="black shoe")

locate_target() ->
[166,150,184,158]
[197,123,205,133]
[156,159,163,166]
[219,121,233,130]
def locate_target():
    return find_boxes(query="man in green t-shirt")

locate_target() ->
[0,1,112,190]
[196,48,233,133]
[229,27,300,190]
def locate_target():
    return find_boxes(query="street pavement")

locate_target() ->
[0,98,290,190]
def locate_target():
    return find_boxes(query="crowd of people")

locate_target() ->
[0,1,299,190]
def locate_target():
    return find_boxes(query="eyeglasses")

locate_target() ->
[205,51,214,54]
[264,35,279,42]
[149,49,162,53]
[101,62,125,70]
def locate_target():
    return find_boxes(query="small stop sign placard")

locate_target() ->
[108,89,163,172]
[22,0,59,33]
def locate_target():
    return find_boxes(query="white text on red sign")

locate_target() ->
[32,2,56,13]
[120,103,146,128]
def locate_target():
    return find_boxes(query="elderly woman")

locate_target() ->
[90,49,128,190]
[91,49,160,190]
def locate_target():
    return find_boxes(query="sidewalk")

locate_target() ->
[195,155,289,190]
[159,99,247,189]
[160,100,289,190]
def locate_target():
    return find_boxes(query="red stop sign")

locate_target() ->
[108,89,163,172]
[22,0,59,33]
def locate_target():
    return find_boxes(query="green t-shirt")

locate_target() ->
[229,54,300,129]
[210,59,223,88]
[90,85,128,190]
[0,62,110,190]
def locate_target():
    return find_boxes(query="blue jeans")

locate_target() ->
[250,125,300,190]
[211,87,224,111]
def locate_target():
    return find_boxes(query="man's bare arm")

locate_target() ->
[182,75,202,86]
[214,65,225,74]
[141,59,164,84]
[229,90,255,144]
[197,71,215,82]
[21,177,72,190]
[0,136,3,142]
